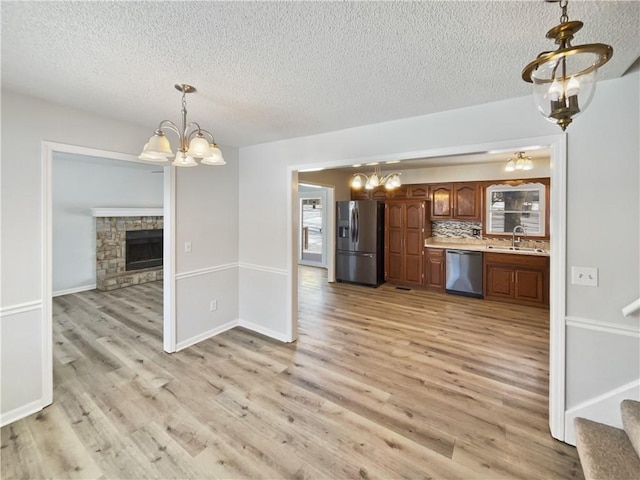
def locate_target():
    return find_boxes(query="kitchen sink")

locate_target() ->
[486,245,546,253]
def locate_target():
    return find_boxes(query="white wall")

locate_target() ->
[52,153,163,294]
[396,159,550,184]
[174,154,240,349]
[1,91,239,424]
[299,169,352,201]
[239,72,639,438]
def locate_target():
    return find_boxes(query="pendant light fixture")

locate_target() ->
[139,84,226,167]
[505,152,534,172]
[351,166,402,191]
[521,0,613,131]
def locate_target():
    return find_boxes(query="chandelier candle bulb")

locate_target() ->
[139,84,226,167]
[505,152,534,172]
[351,166,402,192]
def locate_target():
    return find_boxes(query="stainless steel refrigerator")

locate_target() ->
[336,200,384,286]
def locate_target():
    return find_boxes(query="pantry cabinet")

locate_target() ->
[385,200,429,288]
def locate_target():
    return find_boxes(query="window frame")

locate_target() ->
[482,178,550,240]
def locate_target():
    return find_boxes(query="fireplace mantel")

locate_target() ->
[91,207,163,217]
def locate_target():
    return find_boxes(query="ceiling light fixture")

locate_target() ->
[139,84,226,167]
[505,152,534,172]
[521,0,613,131]
[351,166,402,191]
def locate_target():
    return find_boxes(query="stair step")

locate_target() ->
[575,417,640,480]
[621,399,640,459]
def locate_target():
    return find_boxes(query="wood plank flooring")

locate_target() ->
[1,267,583,479]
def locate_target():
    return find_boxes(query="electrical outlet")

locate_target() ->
[571,266,598,287]
[184,241,192,253]
[210,300,217,312]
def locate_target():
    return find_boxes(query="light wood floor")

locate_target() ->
[1,267,583,479]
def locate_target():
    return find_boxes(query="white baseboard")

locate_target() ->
[52,284,96,297]
[175,319,239,351]
[173,318,293,352]
[0,397,49,427]
[238,319,293,343]
[564,378,640,446]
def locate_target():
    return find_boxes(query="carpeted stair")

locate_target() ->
[575,399,640,480]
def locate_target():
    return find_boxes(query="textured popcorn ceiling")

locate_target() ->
[1,1,638,147]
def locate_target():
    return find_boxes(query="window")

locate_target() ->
[485,182,546,237]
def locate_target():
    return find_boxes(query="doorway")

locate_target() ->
[287,134,567,441]
[41,141,176,411]
[298,185,328,268]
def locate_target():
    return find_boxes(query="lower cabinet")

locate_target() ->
[424,248,445,291]
[484,252,549,307]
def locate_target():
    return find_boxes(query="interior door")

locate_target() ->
[299,189,327,267]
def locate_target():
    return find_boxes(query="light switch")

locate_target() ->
[184,241,192,253]
[571,266,598,287]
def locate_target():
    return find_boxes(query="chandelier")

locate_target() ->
[351,166,401,191]
[505,152,534,172]
[139,84,226,167]
[521,0,613,131]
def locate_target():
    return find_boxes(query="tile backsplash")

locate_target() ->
[432,220,482,238]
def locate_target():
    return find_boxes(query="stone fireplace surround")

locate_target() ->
[92,208,163,291]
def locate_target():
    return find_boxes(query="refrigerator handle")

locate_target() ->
[350,207,355,243]
[354,208,359,244]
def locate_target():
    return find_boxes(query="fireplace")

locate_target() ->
[126,229,163,271]
[93,212,163,291]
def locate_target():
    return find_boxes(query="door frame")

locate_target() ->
[286,133,567,441]
[42,141,176,408]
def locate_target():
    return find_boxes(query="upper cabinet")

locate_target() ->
[453,182,481,220]
[430,184,452,218]
[430,182,481,221]
[351,184,428,201]
[408,184,429,199]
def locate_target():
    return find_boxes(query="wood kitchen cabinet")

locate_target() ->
[408,184,429,199]
[424,248,446,291]
[484,252,549,307]
[350,188,370,200]
[430,182,481,221]
[350,183,427,201]
[385,200,429,288]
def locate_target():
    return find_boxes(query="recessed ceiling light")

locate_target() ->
[385,160,401,164]
[365,162,379,166]
[352,164,362,168]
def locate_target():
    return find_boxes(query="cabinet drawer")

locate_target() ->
[484,252,548,269]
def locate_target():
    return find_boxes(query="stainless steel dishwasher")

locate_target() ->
[445,249,483,298]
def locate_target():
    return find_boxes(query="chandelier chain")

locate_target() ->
[559,0,569,23]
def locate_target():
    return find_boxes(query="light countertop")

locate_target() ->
[424,238,550,257]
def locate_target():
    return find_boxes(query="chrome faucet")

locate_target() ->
[512,225,527,248]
